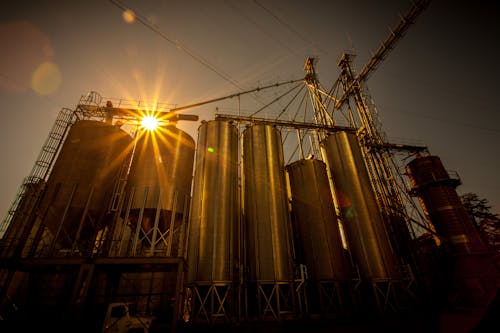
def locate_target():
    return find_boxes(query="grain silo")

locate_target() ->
[38,119,133,254]
[185,120,239,321]
[320,131,401,281]
[406,155,486,255]
[118,124,195,257]
[242,124,295,319]
[286,158,352,314]
[407,154,499,309]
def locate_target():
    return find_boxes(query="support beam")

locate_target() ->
[215,113,355,132]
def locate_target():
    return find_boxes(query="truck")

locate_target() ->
[101,302,154,333]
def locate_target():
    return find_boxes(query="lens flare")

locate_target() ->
[31,61,62,95]
[141,116,159,130]
[122,9,136,24]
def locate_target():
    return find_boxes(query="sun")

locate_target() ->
[141,116,159,130]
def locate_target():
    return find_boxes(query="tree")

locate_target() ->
[460,192,500,251]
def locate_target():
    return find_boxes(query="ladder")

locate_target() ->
[0,107,76,237]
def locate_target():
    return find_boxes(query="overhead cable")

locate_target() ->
[253,0,329,55]
[108,0,244,91]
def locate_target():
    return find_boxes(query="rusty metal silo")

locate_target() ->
[406,155,486,255]
[286,159,351,281]
[407,155,499,309]
[320,131,400,281]
[185,120,239,321]
[39,120,133,253]
[186,120,239,283]
[243,124,294,282]
[123,124,195,257]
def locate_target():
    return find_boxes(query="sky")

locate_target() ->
[0,0,499,225]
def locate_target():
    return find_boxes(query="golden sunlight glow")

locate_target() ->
[141,116,159,130]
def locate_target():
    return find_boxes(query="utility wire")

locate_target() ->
[249,82,303,117]
[253,0,329,55]
[386,106,500,134]
[224,0,303,60]
[170,78,304,112]
[109,0,310,114]
[108,0,244,91]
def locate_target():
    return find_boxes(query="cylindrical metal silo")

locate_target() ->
[127,124,195,212]
[39,120,133,247]
[243,124,294,282]
[320,131,400,280]
[1,179,46,257]
[124,124,195,256]
[186,120,239,283]
[286,159,351,281]
[407,155,498,309]
[406,155,486,254]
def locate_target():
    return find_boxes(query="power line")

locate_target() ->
[224,0,303,60]
[108,0,244,91]
[380,103,500,134]
[170,78,304,112]
[253,0,329,55]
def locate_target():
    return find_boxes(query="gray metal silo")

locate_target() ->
[123,124,195,257]
[243,124,295,319]
[109,123,195,316]
[320,131,400,281]
[286,158,351,281]
[127,125,195,212]
[287,158,353,314]
[187,120,239,282]
[185,120,239,321]
[243,124,293,281]
[39,119,133,253]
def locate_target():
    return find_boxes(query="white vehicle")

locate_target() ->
[101,302,154,333]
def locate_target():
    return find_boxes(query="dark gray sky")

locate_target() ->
[0,0,499,221]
